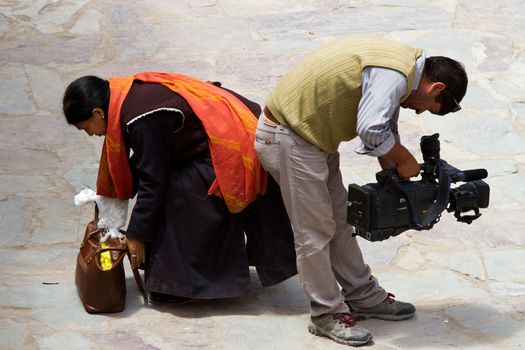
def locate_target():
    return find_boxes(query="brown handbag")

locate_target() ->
[75,204,147,313]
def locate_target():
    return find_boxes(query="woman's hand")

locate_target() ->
[122,236,145,269]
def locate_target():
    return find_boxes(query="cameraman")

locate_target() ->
[254,35,467,346]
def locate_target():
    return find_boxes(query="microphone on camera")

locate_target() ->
[455,169,488,182]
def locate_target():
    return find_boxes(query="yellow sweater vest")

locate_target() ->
[266,35,423,153]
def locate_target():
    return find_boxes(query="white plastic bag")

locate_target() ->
[74,188,128,241]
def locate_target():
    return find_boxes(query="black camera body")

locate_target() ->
[347,134,490,242]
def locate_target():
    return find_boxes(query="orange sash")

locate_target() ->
[96,72,267,213]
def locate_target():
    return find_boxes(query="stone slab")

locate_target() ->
[0,319,30,350]
[0,282,78,309]
[0,175,59,200]
[420,112,525,156]
[378,268,489,303]
[446,299,524,337]
[484,249,525,283]
[0,115,84,148]
[489,175,525,206]
[34,331,93,350]
[0,247,77,267]
[224,316,307,350]
[425,251,485,280]
[0,197,33,247]
[69,10,103,35]
[30,199,80,244]
[0,148,60,176]
[490,282,525,297]
[25,65,65,113]
[0,80,34,115]
[0,34,102,65]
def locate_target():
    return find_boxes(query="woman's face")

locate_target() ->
[74,108,107,136]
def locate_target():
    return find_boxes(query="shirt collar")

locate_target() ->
[412,51,426,91]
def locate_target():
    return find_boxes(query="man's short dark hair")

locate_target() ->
[424,56,468,115]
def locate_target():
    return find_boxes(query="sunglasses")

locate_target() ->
[440,89,462,114]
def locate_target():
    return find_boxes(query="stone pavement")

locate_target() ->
[1,1,524,349]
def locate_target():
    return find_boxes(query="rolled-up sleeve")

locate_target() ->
[354,66,407,157]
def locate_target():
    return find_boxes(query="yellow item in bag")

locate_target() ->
[100,242,112,271]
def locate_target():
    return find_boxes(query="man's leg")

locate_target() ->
[325,151,387,307]
[326,152,416,320]
[255,116,372,345]
[256,117,346,315]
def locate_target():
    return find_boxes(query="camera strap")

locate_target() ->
[384,160,451,229]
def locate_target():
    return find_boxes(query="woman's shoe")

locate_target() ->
[148,292,193,306]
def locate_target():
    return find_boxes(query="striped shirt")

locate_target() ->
[355,52,426,157]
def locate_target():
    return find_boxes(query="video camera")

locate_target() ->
[347,133,490,242]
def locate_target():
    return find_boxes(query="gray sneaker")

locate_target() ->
[346,293,415,321]
[308,312,372,346]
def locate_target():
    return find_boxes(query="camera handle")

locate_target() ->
[379,158,451,229]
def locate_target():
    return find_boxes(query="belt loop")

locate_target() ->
[263,116,279,127]
[263,106,281,125]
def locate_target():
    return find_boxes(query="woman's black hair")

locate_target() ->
[62,75,110,125]
[423,56,468,115]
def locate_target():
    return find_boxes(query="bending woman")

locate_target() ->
[63,72,296,304]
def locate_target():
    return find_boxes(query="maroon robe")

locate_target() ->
[120,81,296,298]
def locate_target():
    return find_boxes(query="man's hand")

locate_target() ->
[122,236,145,269]
[380,143,420,180]
[396,157,420,180]
[378,155,396,170]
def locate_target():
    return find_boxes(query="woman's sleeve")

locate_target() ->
[124,113,175,241]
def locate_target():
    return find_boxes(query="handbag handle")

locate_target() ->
[91,203,149,304]
[127,252,148,304]
[92,247,128,270]
[91,247,149,304]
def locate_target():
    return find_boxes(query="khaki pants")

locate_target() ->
[254,115,386,316]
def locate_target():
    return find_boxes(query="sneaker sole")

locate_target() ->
[354,312,415,321]
[307,323,372,346]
